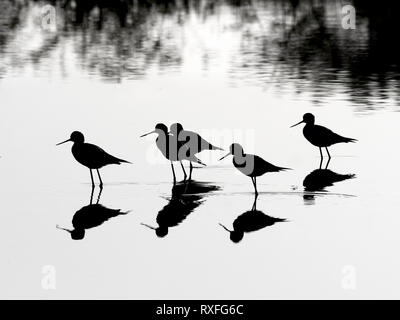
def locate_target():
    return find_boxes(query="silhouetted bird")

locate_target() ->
[140,123,206,184]
[170,123,223,180]
[303,168,355,192]
[56,188,129,240]
[141,181,219,237]
[291,113,357,165]
[219,143,290,195]
[219,196,286,243]
[57,131,130,188]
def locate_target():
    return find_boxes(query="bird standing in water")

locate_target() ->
[291,113,357,167]
[219,143,290,196]
[57,131,131,188]
[140,123,206,184]
[170,123,223,180]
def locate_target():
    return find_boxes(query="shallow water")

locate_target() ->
[1,0,400,299]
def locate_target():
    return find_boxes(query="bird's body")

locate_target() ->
[303,124,356,148]
[170,123,222,180]
[170,123,223,154]
[291,113,356,166]
[233,153,288,178]
[220,143,289,195]
[57,131,130,187]
[72,142,129,169]
[141,124,205,183]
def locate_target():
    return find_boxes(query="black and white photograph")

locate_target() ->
[0,0,399,304]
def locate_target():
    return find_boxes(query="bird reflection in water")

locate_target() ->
[142,181,220,238]
[56,187,129,240]
[219,196,286,243]
[303,162,355,203]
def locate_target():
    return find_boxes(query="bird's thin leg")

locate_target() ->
[325,147,331,169]
[189,162,193,181]
[319,147,323,169]
[251,177,258,196]
[171,161,176,185]
[180,161,187,181]
[89,169,95,188]
[254,176,258,197]
[97,187,103,204]
[89,184,95,205]
[325,147,331,159]
[252,193,257,211]
[97,169,103,189]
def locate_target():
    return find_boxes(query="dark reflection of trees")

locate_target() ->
[0,0,399,107]
[231,0,400,107]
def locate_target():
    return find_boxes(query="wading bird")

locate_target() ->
[57,131,130,188]
[140,124,206,184]
[170,123,223,180]
[291,113,357,167]
[219,143,290,196]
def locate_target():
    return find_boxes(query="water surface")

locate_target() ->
[1,0,400,299]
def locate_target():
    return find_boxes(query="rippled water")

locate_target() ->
[1,0,400,299]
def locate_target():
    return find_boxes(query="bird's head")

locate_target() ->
[141,223,168,238]
[219,143,244,161]
[290,113,315,128]
[70,229,85,240]
[155,226,169,238]
[219,223,243,243]
[140,123,168,138]
[56,225,85,240]
[230,231,244,243]
[57,131,84,146]
[303,113,315,124]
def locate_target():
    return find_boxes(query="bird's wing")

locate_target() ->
[253,155,286,172]
[84,143,127,164]
[314,125,349,144]
[82,143,108,158]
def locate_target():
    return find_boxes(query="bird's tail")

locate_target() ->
[275,166,292,172]
[342,137,357,143]
[209,144,224,151]
[116,158,132,164]
[195,157,207,166]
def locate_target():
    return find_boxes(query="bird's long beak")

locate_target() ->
[219,152,231,161]
[56,225,72,233]
[141,223,157,230]
[56,139,71,146]
[219,223,232,233]
[290,120,304,128]
[140,130,156,138]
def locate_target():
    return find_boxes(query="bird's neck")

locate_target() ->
[233,153,246,166]
[72,141,84,147]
